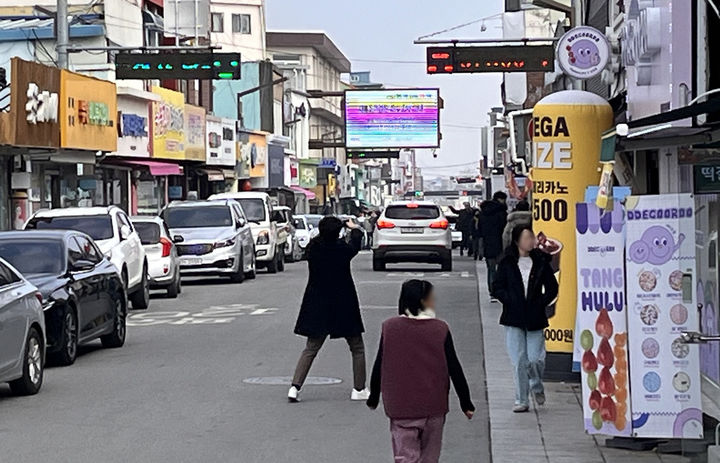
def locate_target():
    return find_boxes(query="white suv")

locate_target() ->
[372,201,452,271]
[25,206,149,309]
[208,192,287,274]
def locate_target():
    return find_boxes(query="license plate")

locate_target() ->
[401,227,424,234]
[180,257,203,266]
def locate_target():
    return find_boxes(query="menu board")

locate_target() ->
[625,194,703,439]
[576,202,631,435]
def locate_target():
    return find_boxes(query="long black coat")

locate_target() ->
[294,229,364,339]
[491,250,559,331]
[479,200,507,258]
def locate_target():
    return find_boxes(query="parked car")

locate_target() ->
[208,192,287,273]
[338,214,367,248]
[304,214,323,241]
[446,214,464,248]
[131,216,181,298]
[371,201,452,271]
[162,199,256,282]
[25,206,149,310]
[0,257,45,395]
[0,230,126,366]
[293,215,317,258]
[273,206,302,263]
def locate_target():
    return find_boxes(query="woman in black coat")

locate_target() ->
[491,224,558,413]
[289,216,369,403]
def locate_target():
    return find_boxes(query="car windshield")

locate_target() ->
[305,216,322,228]
[26,215,113,240]
[385,205,440,220]
[165,206,233,228]
[134,222,161,244]
[0,240,64,275]
[237,199,266,222]
[293,218,306,230]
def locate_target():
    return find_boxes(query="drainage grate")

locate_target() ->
[243,376,342,386]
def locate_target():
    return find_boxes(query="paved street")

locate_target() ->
[0,252,490,462]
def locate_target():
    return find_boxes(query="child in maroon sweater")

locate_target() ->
[367,279,475,463]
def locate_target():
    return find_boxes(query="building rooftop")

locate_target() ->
[266,31,351,73]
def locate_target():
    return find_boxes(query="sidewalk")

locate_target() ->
[476,262,689,463]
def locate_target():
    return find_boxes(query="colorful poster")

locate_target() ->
[531,90,613,353]
[184,104,206,161]
[151,86,185,160]
[576,202,631,436]
[625,194,702,439]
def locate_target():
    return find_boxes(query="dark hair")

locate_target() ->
[515,200,530,211]
[317,216,343,242]
[505,224,534,259]
[493,191,508,201]
[398,279,434,316]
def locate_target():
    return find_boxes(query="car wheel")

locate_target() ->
[166,271,180,298]
[51,306,78,366]
[266,248,278,274]
[9,327,44,396]
[230,251,245,283]
[101,296,126,348]
[130,264,150,310]
[278,247,285,272]
[441,256,453,272]
[372,255,386,271]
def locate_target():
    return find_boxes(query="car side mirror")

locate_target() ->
[236,219,245,229]
[120,224,132,240]
[69,259,95,272]
[173,235,184,243]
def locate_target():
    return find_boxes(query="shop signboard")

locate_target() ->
[0,58,61,148]
[115,94,150,158]
[244,133,267,178]
[299,163,317,188]
[289,159,299,186]
[267,143,285,188]
[184,104,206,161]
[625,194,702,438]
[556,26,610,80]
[221,119,237,166]
[531,90,613,354]
[206,116,223,165]
[693,165,720,194]
[151,86,185,160]
[59,70,117,152]
[236,140,251,179]
[576,202,631,436]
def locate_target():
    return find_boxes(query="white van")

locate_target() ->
[208,192,287,273]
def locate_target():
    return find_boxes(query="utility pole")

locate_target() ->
[56,0,69,68]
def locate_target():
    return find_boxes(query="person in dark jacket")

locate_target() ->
[480,191,508,298]
[367,280,474,463]
[470,208,483,261]
[491,224,559,413]
[502,200,532,251]
[449,202,474,256]
[289,216,369,402]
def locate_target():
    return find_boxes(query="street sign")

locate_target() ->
[426,45,554,74]
[346,150,400,159]
[115,52,241,80]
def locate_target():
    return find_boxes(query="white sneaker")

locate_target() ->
[351,388,370,401]
[288,386,300,403]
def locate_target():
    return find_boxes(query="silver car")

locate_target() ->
[0,257,45,395]
[162,200,256,283]
[132,216,182,298]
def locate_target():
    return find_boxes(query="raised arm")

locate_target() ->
[366,335,383,409]
[445,331,475,414]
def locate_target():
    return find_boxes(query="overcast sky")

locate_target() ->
[266,0,504,175]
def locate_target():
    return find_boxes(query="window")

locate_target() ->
[74,236,102,264]
[0,240,64,275]
[211,12,224,33]
[237,199,266,222]
[134,222,161,245]
[232,14,251,34]
[164,206,233,228]
[385,205,440,220]
[67,238,84,266]
[26,215,114,241]
[0,261,21,287]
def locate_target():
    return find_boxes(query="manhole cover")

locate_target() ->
[243,376,342,386]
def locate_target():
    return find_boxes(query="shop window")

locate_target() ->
[211,12,224,33]
[232,14,251,34]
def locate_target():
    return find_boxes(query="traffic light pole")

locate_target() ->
[56,0,69,68]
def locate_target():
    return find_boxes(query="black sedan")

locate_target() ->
[0,230,127,365]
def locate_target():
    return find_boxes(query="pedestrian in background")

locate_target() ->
[367,279,475,463]
[502,199,532,251]
[363,210,377,248]
[480,191,508,300]
[492,224,558,413]
[471,208,483,261]
[289,216,369,402]
[449,202,474,256]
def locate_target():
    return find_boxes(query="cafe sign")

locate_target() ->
[60,69,117,152]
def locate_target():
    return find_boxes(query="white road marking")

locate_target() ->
[127,305,277,327]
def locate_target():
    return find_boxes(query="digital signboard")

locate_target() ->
[426,45,554,74]
[116,52,241,80]
[344,89,440,149]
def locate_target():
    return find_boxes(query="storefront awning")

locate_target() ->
[124,160,182,176]
[290,185,316,200]
[198,168,225,181]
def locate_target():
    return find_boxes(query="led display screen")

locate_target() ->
[116,52,241,80]
[344,89,440,149]
[426,45,554,74]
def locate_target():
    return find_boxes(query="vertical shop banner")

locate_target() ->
[267,144,285,188]
[151,87,185,160]
[625,194,702,439]
[531,90,613,353]
[576,202,631,436]
[184,104,206,161]
[206,116,223,165]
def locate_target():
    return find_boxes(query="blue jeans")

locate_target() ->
[505,327,546,406]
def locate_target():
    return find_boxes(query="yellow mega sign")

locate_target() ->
[151,86,185,160]
[59,70,117,152]
[531,90,613,354]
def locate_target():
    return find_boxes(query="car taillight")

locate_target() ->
[160,237,172,257]
[406,203,419,208]
[377,219,395,229]
[429,219,449,229]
